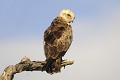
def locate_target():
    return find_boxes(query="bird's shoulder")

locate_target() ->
[44,17,70,43]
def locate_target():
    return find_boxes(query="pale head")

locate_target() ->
[59,9,75,24]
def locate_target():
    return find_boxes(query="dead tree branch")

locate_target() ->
[0,56,74,80]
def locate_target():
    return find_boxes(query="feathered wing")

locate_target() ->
[42,17,73,73]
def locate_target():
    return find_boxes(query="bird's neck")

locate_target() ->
[55,16,70,25]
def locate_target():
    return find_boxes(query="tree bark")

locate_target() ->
[0,56,74,80]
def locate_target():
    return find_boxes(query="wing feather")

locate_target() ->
[43,17,72,73]
[44,17,72,58]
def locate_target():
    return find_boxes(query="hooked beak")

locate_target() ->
[71,17,75,23]
[69,17,75,23]
[71,19,74,23]
[69,20,73,23]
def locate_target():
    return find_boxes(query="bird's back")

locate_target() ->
[44,16,73,59]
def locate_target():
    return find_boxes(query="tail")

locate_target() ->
[42,57,55,73]
[42,57,62,74]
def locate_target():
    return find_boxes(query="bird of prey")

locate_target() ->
[42,9,75,74]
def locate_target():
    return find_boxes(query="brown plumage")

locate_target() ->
[42,9,75,74]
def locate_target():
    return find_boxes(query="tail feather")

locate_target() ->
[42,57,54,72]
[42,57,62,74]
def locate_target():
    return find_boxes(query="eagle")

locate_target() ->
[42,9,75,74]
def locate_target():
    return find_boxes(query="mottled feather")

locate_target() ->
[42,9,75,74]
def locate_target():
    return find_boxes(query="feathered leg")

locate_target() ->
[53,57,62,73]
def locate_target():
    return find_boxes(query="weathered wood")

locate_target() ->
[0,56,74,80]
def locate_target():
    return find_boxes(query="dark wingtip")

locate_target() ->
[42,57,55,72]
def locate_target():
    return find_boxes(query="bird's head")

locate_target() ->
[59,9,75,24]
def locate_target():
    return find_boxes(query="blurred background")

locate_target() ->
[0,0,120,80]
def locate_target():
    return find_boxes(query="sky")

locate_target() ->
[0,0,120,80]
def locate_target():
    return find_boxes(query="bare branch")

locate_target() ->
[0,56,74,80]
